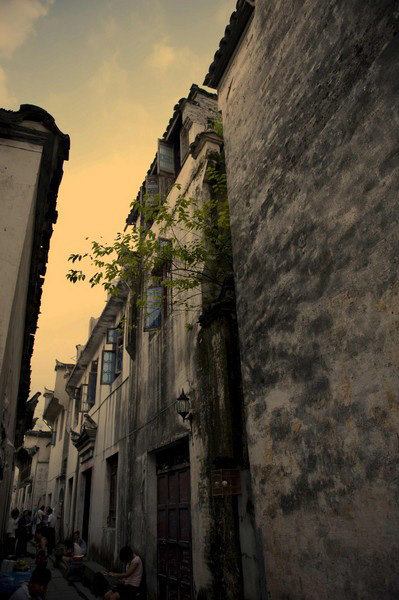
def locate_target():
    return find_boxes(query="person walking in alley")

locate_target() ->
[36,506,45,526]
[9,566,51,600]
[104,546,143,600]
[45,508,56,554]
[15,510,29,558]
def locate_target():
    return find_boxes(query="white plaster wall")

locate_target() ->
[63,303,130,555]
[85,305,129,555]
[46,409,66,507]
[0,137,43,537]
[45,366,72,510]
[0,138,42,370]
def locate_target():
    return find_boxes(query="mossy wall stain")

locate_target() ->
[217,1,399,598]
[196,310,245,599]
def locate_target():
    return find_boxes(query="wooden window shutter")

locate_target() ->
[158,140,175,175]
[146,174,159,206]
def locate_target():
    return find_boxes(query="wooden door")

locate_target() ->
[157,444,192,599]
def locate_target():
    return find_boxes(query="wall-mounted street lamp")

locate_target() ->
[176,389,192,422]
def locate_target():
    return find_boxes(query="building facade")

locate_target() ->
[119,85,261,600]
[205,1,399,598]
[45,85,262,599]
[0,105,69,549]
[42,360,74,540]
[65,286,129,559]
[14,430,51,511]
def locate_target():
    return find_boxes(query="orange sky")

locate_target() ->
[0,0,235,421]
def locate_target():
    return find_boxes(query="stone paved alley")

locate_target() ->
[46,565,82,600]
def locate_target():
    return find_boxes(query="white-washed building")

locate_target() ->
[14,430,51,511]
[64,286,129,560]
[42,360,74,538]
[0,105,69,549]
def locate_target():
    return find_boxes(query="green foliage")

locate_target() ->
[67,162,232,312]
[211,117,223,138]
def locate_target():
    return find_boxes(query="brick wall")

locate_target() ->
[218,2,399,598]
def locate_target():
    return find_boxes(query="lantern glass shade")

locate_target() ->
[176,390,190,420]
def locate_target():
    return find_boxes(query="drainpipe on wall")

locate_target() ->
[70,451,79,536]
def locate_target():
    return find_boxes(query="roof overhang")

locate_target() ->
[204,0,255,88]
[42,390,62,423]
[70,415,98,464]
[15,445,38,469]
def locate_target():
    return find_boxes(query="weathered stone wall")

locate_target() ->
[218,2,399,598]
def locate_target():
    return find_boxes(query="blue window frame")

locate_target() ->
[101,350,116,384]
[88,360,98,406]
[107,328,118,344]
[144,286,162,330]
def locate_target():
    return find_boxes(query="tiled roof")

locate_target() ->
[203,0,254,88]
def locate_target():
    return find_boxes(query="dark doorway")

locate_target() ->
[157,441,192,599]
[82,468,92,544]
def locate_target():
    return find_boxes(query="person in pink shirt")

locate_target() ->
[104,546,143,600]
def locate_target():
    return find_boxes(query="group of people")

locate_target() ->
[5,507,143,599]
[6,545,143,600]
[5,506,57,559]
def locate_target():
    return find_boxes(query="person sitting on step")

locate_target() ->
[103,546,143,600]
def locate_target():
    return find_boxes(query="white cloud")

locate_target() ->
[0,66,16,107]
[146,40,201,75]
[147,42,178,71]
[0,0,53,58]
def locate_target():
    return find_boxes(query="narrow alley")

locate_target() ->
[2,2,399,599]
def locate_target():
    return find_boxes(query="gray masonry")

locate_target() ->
[207,1,399,598]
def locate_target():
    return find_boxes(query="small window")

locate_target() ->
[146,174,159,207]
[107,329,118,344]
[158,139,175,175]
[101,350,116,384]
[80,384,89,413]
[144,286,163,330]
[88,360,98,407]
[107,453,118,527]
[51,430,56,446]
